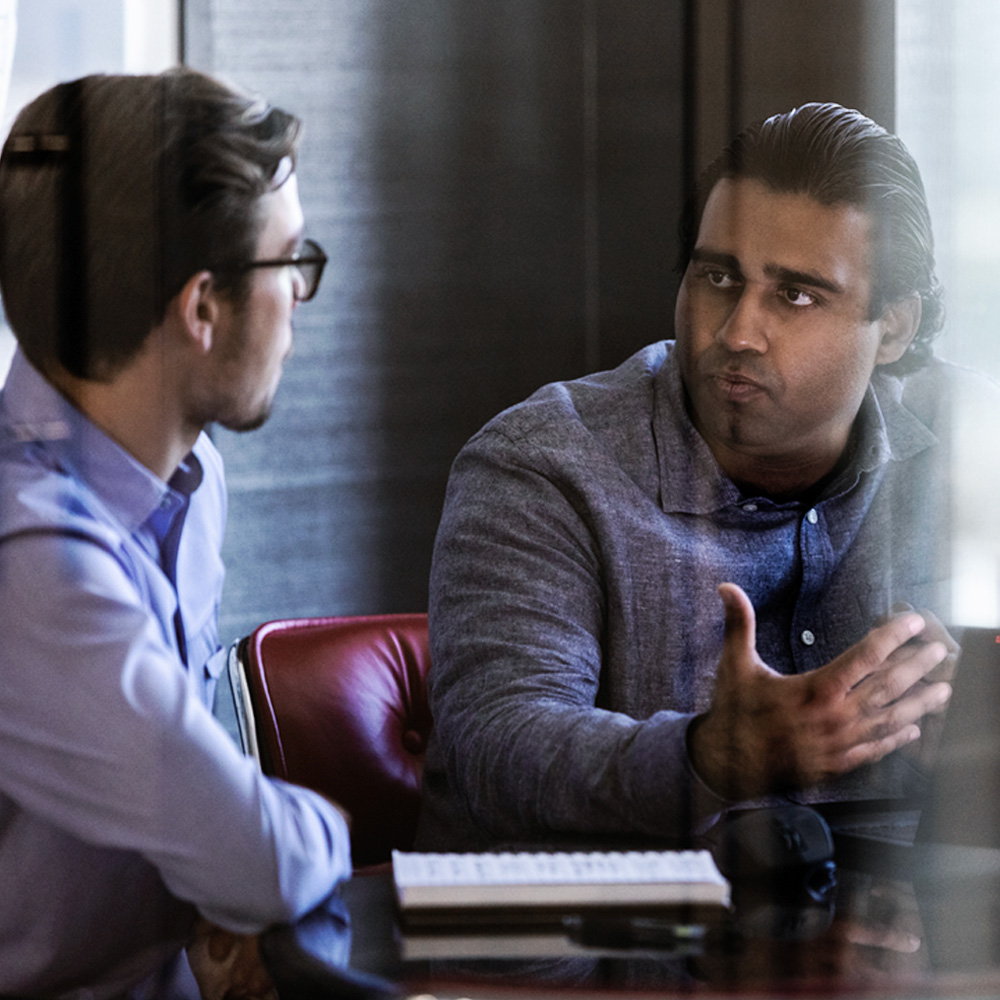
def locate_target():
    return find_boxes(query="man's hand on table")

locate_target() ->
[688,583,953,801]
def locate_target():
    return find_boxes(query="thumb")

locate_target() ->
[718,582,757,671]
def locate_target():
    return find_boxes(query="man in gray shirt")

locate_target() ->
[418,103,995,851]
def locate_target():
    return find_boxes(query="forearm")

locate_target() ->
[438,690,730,840]
[0,537,350,930]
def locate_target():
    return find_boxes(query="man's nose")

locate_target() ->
[716,288,769,353]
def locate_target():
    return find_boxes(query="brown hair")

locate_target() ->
[0,67,301,379]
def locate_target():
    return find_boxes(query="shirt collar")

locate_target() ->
[1,349,202,533]
[652,343,938,515]
[865,367,939,466]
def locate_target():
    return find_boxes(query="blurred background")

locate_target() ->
[1,0,997,640]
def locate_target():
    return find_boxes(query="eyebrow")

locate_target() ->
[691,247,844,296]
[764,263,843,296]
[690,248,742,276]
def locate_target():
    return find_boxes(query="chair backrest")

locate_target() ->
[239,613,432,870]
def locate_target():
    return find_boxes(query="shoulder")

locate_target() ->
[441,343,671,513]
[0,441,122,553]
[0,472,144,634]
[876,360,1000,530]
[874,356,1000,434]
[470,341,669,454]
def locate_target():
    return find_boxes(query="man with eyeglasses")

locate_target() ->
[0,69,342,997]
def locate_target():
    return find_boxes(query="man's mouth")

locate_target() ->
[710,370,769,402]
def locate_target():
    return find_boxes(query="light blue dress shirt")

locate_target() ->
[0,350,351,998]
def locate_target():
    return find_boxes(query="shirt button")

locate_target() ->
[806,508,818,524]
[801,630,816,646]
[742,503,758,513]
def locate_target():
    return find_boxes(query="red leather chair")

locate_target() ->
[237,613,432,871]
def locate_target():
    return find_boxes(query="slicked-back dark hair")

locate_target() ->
[0,67,301,380]
[677,103,943,373]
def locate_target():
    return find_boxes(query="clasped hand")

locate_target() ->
[187,921,277,1000]
[689,583,953,801]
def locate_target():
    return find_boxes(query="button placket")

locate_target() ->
[791,503,833,670]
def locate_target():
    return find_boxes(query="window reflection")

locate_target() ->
[898,0,1000,626]
[0,0,177,380]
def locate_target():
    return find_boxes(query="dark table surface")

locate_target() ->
[263,836,1000,999]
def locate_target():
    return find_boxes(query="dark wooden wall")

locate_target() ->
[184,0,896,642]
[691,0,895,175]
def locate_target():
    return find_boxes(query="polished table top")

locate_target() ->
[261,835,1000,999]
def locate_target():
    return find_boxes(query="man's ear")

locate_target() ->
[175,271,220,355]
[875,293,922,366]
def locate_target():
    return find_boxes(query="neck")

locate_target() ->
[711,428,858,502]
[48,338,201,482]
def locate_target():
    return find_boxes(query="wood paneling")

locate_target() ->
[185,0,894,642]
[738,0,895,130]
[185,1,686,640]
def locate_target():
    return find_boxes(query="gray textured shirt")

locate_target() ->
[418,340,975,851]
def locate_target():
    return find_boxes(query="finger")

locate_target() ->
[884,679,952,725]
[874,602,915,628]
[207,926,238,963]
[859,640,949,708]
[913,608,961,658]
[842,723,922,771]
[832,612,927,692]
[918,652,958,690]
[843,920,921,954]
[718,582,757,662]
[911,611,961,684]
[844,674,952,767]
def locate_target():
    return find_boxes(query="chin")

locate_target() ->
[219,400,274,434]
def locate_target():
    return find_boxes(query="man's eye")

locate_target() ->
[705,270,738,289]
[782,287,818,307]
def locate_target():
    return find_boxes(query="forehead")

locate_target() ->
[254,170,305,253]
[697,178,874,292]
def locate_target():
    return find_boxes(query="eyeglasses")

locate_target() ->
[222,237,328,302]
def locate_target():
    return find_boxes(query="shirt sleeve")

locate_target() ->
[426,426,731,845]
[0,529,351,933]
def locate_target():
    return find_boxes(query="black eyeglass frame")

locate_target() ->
[216,237,328,302]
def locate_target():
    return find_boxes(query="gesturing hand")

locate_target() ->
[688,583,952,801]
[888,605,960,776]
